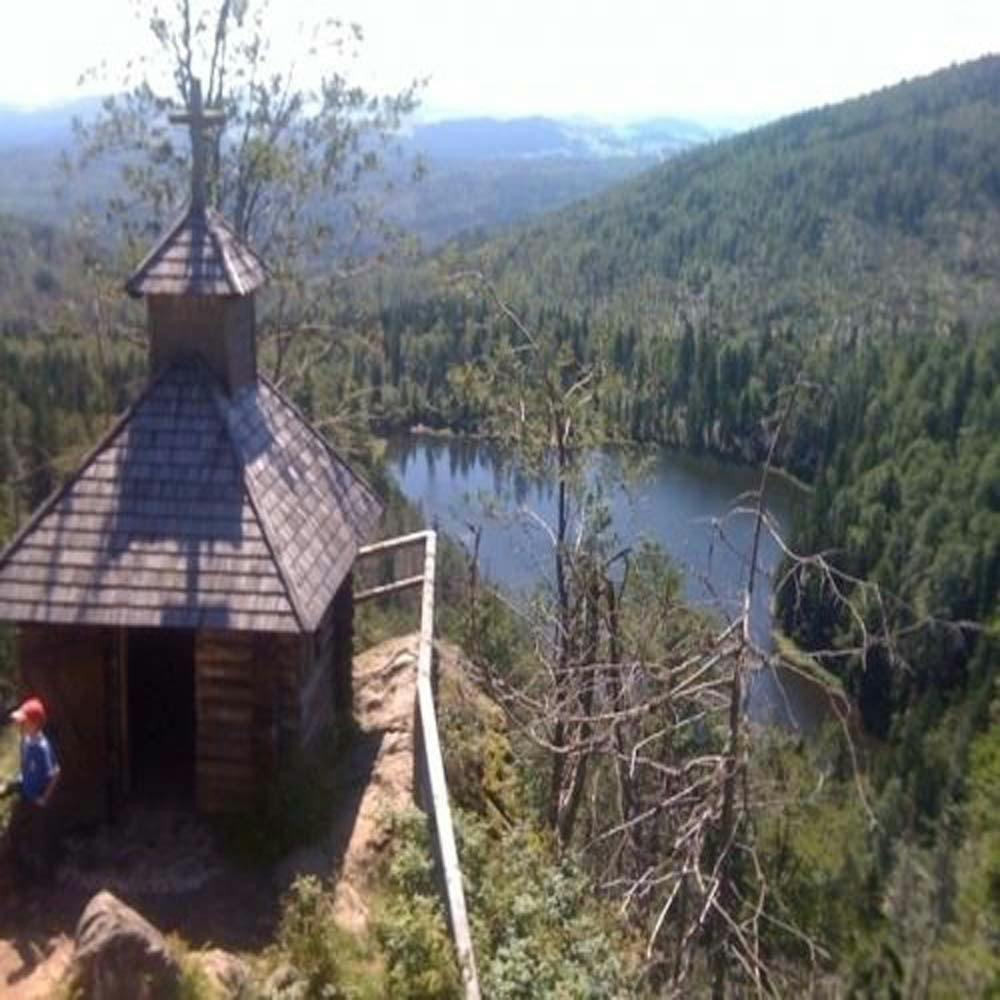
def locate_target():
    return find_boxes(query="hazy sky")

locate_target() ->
[1,0,997,124]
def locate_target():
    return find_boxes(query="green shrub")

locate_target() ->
[376,894,461,1000]
[375,813,462,999]
[174,947,222,1000]
[432,636,648,997]
[456,817,641,999]
[273,875,385,999]
[377,810,643,1000]
[214,726,347,868]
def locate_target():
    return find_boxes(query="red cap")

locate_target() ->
[11,697,46,726]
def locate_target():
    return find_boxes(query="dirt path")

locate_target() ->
[330,633,419,931]
[0,925,73,1000]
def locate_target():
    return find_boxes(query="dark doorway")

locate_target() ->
[127,629,196,801]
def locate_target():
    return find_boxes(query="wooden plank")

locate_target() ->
[196,645,256,664]
[197,745,253,765]
[414,532,480,998]
[197,764,255,785]
[197,682,257,705]
[194,664,255,683]
[195,669,256,686]
[199,635,255,653]
[197,790,254,813]
[299,654,331,718]
[301,698,331,748]
[357,531,428,559]
[197,779,255,799]
[196,702,253,725]
[355,575,424,603]
[197,737,253,761]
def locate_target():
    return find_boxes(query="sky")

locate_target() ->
[0,0,997,126]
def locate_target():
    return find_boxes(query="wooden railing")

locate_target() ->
[356,531,481,1000]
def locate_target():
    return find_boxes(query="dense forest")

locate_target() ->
[354,57,1000,446]
[0,42,996,997]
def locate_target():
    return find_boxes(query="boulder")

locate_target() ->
[194,948,253,997]
[71,890,180,999]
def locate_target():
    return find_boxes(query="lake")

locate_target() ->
[386,435,836,732]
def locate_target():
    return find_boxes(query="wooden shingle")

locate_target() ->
[125,205,267,298]
[0,362,382,634]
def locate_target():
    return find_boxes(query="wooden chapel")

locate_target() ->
[0,81,382,821]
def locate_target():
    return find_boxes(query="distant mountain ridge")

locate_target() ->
[0,102,721,246]
[407,114,721,162]
[0,99,721,162]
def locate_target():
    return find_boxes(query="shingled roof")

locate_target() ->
[125,205,267,298]
[0,363,381,633]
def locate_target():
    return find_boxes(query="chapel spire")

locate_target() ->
[124,76,267,392]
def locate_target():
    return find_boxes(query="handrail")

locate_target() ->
[357,531,481,999]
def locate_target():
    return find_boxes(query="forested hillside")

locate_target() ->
[0,215,82,333]
[0,108,717,246]
[780,327,997,733]
[467,54,1000,331]
[358,57,1000,472]
[382,156,652,247]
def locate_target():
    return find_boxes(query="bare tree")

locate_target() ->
[449,270,616,841]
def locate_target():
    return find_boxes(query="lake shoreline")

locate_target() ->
[386,433,835,734]
[388,426,815,495]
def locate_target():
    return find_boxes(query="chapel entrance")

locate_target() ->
[126,628,196,801]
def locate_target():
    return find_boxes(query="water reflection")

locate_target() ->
[387,435,831,731]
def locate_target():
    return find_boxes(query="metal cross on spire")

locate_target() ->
[169,77,226,213]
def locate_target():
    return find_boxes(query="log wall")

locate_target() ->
[17,624,113,827]
[194,629,303,813]
[16,601,353,819]
[300,575,353,749]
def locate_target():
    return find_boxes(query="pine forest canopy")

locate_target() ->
[356,54,1000,995]
[368,55,1000,470]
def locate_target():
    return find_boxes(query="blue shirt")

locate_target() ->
[20,732,58,803]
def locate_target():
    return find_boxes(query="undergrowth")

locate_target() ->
[434,644,650,999]
[258,827,459,998]
[373,813,463,998]
[266,875,387,999]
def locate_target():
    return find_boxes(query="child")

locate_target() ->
[3,697,61,885]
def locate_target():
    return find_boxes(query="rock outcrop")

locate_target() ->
[70,891,180,999]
